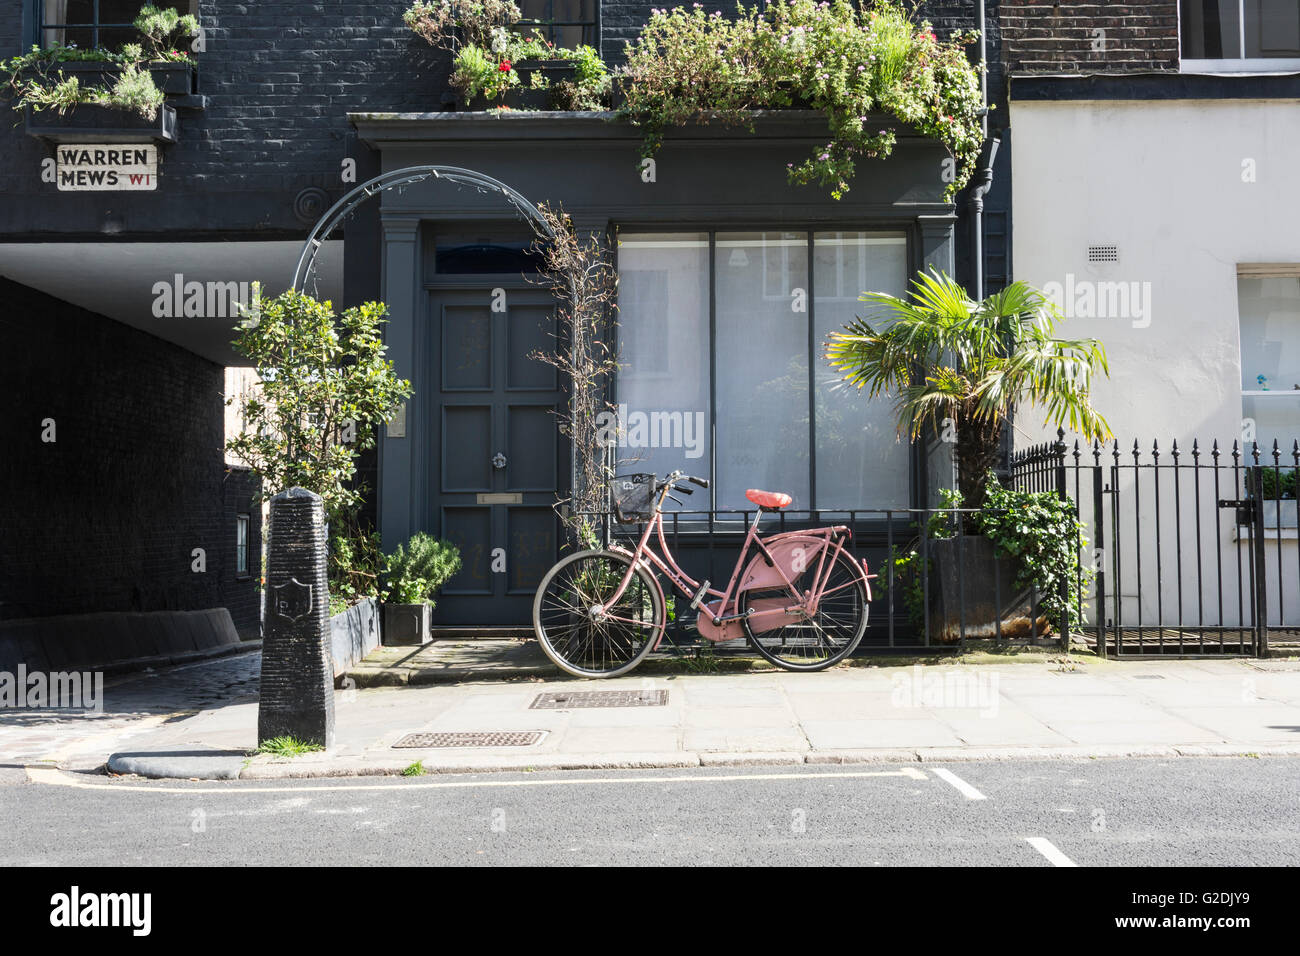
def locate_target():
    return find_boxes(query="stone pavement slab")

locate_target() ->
[71,655,1300,780]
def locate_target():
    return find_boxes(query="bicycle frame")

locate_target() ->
[596,483,873,646]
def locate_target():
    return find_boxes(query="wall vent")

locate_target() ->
[1087,244,1119,263]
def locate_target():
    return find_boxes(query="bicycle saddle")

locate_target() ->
[746,489,792,510]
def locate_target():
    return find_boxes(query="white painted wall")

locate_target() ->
[1010,98,1300,631]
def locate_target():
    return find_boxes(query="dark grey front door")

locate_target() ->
[430,286,564,625]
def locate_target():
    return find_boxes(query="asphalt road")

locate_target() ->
[1,757,1296,866]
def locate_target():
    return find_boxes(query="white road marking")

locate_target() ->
[932,767,987,800]
[27,765,927,793]
[1025,836,1078,867]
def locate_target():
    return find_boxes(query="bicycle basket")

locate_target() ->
[611,474,657,523]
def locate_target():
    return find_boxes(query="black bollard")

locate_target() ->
[258,487,335,748]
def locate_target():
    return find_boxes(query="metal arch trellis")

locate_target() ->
[290,165,559,293]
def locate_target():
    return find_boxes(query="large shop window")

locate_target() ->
[617,231,910,512]
[1181,0,1300,64]
[39,0,197,50]
[1239,265,1300,452]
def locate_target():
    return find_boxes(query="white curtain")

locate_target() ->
[43,0,68,48]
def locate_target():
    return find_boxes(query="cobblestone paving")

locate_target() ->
[0,651,261,765]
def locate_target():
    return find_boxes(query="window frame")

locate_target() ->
[30,0,198,50]
[613,224,920,515]
[515,0,599,48]
[1181,0,1300,72]
[235,513,250,578]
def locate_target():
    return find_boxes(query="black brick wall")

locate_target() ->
[0,277,262,637]
[1001,0,1179,73]
[0,2,1003,237]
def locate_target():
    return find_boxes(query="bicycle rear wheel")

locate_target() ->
[740,547,868,671]
[533,549,664,678]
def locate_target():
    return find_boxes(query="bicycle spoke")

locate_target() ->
[535,552,662,677]
[743,548,867,669]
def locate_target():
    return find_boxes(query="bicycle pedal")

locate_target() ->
[689,581,711,610]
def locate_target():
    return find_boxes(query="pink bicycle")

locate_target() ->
[533,470,874,677]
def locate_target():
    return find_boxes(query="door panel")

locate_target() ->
[430,287,564,625]
[442,406,492,490]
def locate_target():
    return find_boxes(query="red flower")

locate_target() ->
[498,59,512,72]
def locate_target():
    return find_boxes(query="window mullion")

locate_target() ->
[1239,0,1246,58]
[807,231,817,512]
[708,231,717,513]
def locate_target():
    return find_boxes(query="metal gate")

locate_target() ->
[1013,432,1300,658]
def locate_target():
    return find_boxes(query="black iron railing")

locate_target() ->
[1011,429,1300,657]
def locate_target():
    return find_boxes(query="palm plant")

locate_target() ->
[824,270,1112,509]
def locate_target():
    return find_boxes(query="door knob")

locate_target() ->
[492,452,507,470]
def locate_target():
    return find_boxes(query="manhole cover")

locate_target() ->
[531,690,668,709]
[392,731,546,748]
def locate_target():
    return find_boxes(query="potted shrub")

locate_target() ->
[381,533,463,645]
[826,271,1112,642]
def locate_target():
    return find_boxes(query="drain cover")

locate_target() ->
[1133,675,1166,680]
[392,731,545,748]
[531,690,668,709]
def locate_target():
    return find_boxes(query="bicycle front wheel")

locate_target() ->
[741,547,868,671]
[533,549,664,678]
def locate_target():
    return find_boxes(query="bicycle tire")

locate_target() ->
[740,547,869,671]
[533,549,664,678]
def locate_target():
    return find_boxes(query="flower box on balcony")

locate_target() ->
[40,59,196,96]
[24,102,178,144]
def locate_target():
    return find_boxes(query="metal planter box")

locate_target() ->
[382,602,432,646]
[32,60,195,95]
[927,535,1049,643]
[24,102,178,144]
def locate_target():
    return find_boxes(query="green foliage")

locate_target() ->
[254,736,324,757]
[973,476,1091,634]
[105,61,165,116]
[552,45,609,110]
[891,487,962,626]
[402,760,426,777]
[1255,467,1297,500]
[0,7,195,120]
[383,533,463,605]
[620,0,985,199]
[404,0,522,50]
[890,480,1090,637]
[329,512,384,605]
[452,42,518,101]
[133,4,199,60]
[226,290,412,522]
[826,270,1110,507]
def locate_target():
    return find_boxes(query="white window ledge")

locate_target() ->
[1182,58,1300,74]
[1234,527,1299,542]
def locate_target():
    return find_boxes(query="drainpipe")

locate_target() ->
[970,0,995,301]
[968,133,1001,302]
